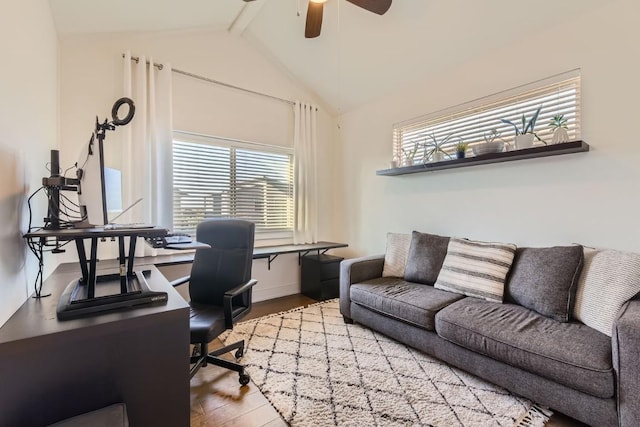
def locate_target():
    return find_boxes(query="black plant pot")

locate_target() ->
[456,151,466,159]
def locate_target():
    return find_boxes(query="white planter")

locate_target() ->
[552,128,569,144]
[471,142,504,156]
[431,151,445,162]
[514,134,534,149]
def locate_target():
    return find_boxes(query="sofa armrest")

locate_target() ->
[339,254,385,320]
[612,298,640,426]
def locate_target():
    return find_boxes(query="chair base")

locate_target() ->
[190,339,250,385]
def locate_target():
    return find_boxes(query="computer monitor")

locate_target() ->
[104,167,123,214]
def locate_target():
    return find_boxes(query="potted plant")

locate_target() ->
[472,129,507,156]
[423,132,458,162]
[500,106,545,149]
[401,142,419,166]
[548,114,569,144]
[455,141,468,159]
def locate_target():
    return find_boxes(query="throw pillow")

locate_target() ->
[434,238,517,302]
[381,233,411,278]
[505,245,584,322]
[403,231,450,285]
[573,248,640,336]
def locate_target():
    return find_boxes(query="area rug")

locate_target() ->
[221,299,551,427]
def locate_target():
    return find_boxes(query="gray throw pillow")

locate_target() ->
[403,231,450,285]
[382,233,411,278]
[573,247,640,336]
[506,245,584,322]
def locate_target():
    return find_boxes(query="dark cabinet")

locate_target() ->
[0,265,190,426]
[301,254,344,301]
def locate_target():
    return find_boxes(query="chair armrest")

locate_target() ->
[225,279,258,298]
[223,279,258,328]
[339,254,385,321]
[169,275,190,288]
[613,298,640,426]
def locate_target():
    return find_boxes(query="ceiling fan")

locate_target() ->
[305,0,392,38]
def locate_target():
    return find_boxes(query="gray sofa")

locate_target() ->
[339,234,640,427]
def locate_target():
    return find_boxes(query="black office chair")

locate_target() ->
[170,219,257,385]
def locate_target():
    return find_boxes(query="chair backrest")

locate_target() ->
[188,219,255,306]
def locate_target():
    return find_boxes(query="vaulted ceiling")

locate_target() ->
[49,0,604,114]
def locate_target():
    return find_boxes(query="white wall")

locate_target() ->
[336,0,640,257]
[0,0,58,326]
[58,29,338,300]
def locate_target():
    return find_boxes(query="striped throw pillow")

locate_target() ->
[382,233,411,278]
[573,248,640,337]
[435,238,517,303]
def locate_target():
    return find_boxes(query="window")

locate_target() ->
[393,70,581,162]
[172,132,294,239]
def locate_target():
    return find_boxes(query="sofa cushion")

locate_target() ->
[382,232,411,278]
[350,277,464,331]
[434,238,516,303]
[505,245,584,322]
[435,298,614,398]
[574,247,640,336]
[403,231,450,285]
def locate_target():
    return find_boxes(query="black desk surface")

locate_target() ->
[84,240,349,268]
[252,241,348,258]
[0,241,347,343]
[24,226,168,240]
[0,264,188,343]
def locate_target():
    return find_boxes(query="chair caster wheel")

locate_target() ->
[235,348,244,359]
[239,372,250,386]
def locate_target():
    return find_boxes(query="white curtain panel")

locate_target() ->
[293,101,318,244]
[123,51,173,255]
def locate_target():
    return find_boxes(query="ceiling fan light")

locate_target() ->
[309,0,329,3]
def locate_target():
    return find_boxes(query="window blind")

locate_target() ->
[172,134,294,238]
[393,70,581,162]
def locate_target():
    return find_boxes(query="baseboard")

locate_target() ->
[253,282,299,302]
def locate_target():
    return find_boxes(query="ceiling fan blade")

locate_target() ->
[305,2,324,38]
[345,0,392,15]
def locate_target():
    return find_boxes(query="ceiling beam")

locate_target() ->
[228,0,270,35]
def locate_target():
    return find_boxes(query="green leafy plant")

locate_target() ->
[401,142,419,163]
[423,132,460,161]
[500,106,545,144]
[548,114,568,130]
[483,128,503,144]
[455,141,468,153]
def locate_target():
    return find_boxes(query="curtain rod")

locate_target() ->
[125,54,295,106]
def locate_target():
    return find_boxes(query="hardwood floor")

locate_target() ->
[189,294,316,426]
[189,294,586,426]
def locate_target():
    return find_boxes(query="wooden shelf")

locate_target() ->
[376,140,589,176]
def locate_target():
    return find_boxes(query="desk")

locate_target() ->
[144,241,348,270]
[0,264,190,426]
[0,240,347,425]
[253,241,348,269]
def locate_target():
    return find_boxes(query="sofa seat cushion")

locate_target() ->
[350,277,464,331]
[435,298,614,398]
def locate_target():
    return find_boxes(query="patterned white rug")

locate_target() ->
[222,299,551,427]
